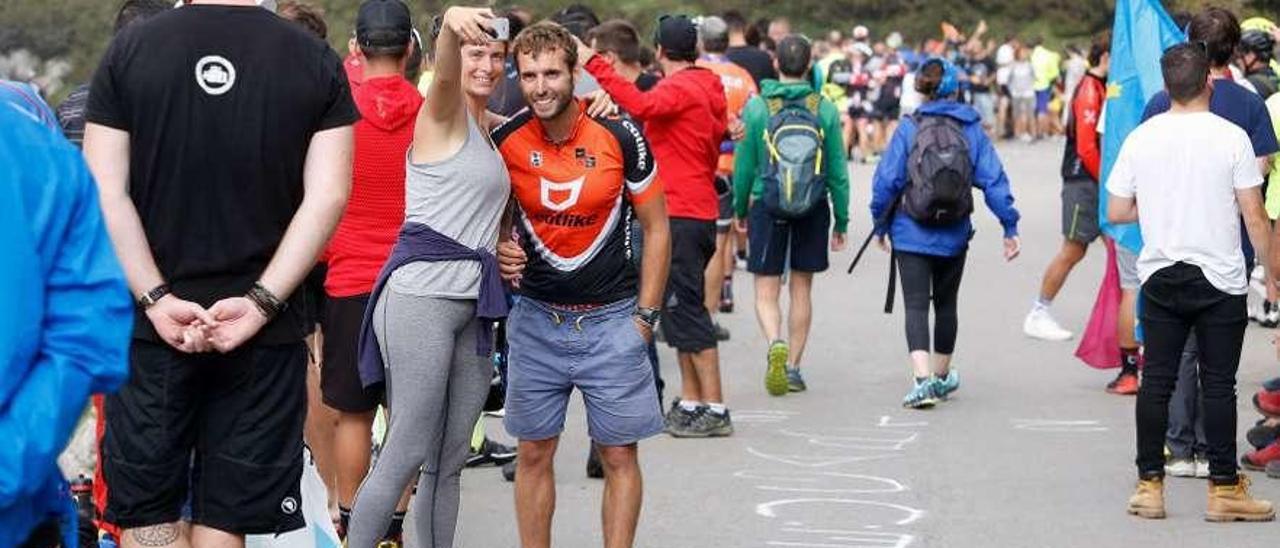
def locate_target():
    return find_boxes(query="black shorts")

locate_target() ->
[321,294,383,413]
[103,340,307,535]
[300,263,328,335]
[715,175,734,234]
[1061,178,1101,244]
[661,218,717,353]
[748,199,832,275]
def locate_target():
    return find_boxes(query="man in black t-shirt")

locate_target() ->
[83,0,358,543]
[723,10,777,88]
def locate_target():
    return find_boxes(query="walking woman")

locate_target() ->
[870,58,1022,410]
[348,6,511,547]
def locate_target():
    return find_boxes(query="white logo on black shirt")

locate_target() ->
[195,55,236,96]
[280,496,298,514]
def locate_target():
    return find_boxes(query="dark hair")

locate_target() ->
[662,46,698,63]
[1187,7,1240,67]
[502,10,528,45]
[552,4,599,40]
[1162,42,1210,103]
[512,21,578,73]
[114,0,169,35]
[404,28,423,81]
[775,34,812,78]
[638,45,656,68]
[722,10,748,34]
[588,20,643,65]
[915,60,945,97]
[1088,30,1111,67]
[748,18,770,48]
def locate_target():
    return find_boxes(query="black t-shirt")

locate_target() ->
[726,46,778,89]
[969,57,996,94]
[87,4,360,344]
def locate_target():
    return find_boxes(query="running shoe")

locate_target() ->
[735,251,748,271]
[671,408,733,438]
[586,443,603,479]
[902,380,939,409]
[720,278,735,313]
[1196,456,1210,479]
[664,401,699,434]
[765,340,790,396]
[1106,371,1139,395]
[1165,457,1197,478]
[502,459,517,482]
[714,322,731,341]
[1023,307,1073,341]
[1263,304,1280,329]
[1242,440,1280,471]
[1255,388,1280,418]
[465,438,517,468]
[1249,420,1280,450]
[933,369,960,400]
[786,368,807,392]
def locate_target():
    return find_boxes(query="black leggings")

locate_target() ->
[897,251,966,354]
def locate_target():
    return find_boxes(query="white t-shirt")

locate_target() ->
[1106,111,1261,294]
[995,43,1015,86]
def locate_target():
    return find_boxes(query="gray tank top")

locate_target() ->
[388,114,510,298]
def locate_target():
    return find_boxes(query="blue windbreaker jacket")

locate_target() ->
[869,100,1021,257]
[0,92,132,545]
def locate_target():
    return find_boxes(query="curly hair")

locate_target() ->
[511,21,578,72]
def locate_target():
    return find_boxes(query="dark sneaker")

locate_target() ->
[786,368,807,392]
[720,277,735,313]
[714,322,731,341]
[502,459,517,482]
[671,408,733,438]
[1249,420,1280,450]
[586,443,603,479]
[465,438,517,468]
[665,401,699,434]
[765,340,789,396]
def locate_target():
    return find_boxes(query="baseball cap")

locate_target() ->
[655,15,699,58]
[853,25,870,40]
[357,0,412,50]
[698,15,728,45]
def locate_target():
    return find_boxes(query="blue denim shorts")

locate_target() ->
[504,297,664,446]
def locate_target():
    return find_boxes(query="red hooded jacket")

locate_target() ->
[325,75,423,297]
[585,55,728,221]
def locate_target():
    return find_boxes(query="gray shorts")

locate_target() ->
[1116,244,1141,289]
[1062,179,1100,243]
[504,297,663,446]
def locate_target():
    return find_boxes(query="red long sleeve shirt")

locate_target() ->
[1062,72,1105,182]
[585,54,727,221]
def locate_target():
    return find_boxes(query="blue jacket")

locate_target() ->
[869,100,1020,257]
[0,95,132,545]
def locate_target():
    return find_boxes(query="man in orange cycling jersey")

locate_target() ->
[495,22,672,548]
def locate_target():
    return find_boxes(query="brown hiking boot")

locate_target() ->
[1206,474,1276,522]
[1127,477,1166,519]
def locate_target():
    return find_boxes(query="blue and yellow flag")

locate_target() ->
[1100,0,1185,252]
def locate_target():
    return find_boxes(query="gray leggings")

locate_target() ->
[348,289,491,548]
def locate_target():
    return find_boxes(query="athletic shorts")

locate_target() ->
[1116,245,1141,290]
[321,294,383,413]
[748,199,831,275]
[1035,89,1052,115]
[1061,179,1101,244]
[715,175,734,234]
[874,106,901,121]
[662,218,718,353]
[300,263,327,335]
[504,297,663,446]
[1012,96,1036,119]
[103,340,307,534]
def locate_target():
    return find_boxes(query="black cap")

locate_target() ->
[655,15,698,58]
[356,0,412,49]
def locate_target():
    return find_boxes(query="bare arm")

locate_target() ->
[1107,193,1138,224]
[1239,186,1271,286]
[413,7,493,164]
[208,126,353,352]
[633,195,671,312]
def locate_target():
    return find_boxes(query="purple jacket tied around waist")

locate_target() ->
[357,221,509,388]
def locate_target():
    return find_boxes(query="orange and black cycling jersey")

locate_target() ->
[493,102,661,305]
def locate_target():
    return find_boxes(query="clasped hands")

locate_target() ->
[146,294,269,354]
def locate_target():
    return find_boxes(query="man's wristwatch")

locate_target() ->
[137,284,171,309]
[634,307,661,328]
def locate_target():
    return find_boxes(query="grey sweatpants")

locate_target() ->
[348,289,491,548]
[1166,335,1207,459]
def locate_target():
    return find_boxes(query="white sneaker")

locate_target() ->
[1195,457,1210,479]
[1023,308,1073,341]
[1165,457,1197,478]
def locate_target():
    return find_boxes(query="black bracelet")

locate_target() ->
[246,282,287,320]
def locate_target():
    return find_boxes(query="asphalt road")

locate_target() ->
[449,138,1280,547]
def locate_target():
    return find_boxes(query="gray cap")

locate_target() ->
[698,15,728,45]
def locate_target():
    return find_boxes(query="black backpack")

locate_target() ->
[902,114,974,225]
[760,94,827,219]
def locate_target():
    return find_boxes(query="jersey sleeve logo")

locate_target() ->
[541,176,584,212]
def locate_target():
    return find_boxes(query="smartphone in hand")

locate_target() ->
[490,17,510,41]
